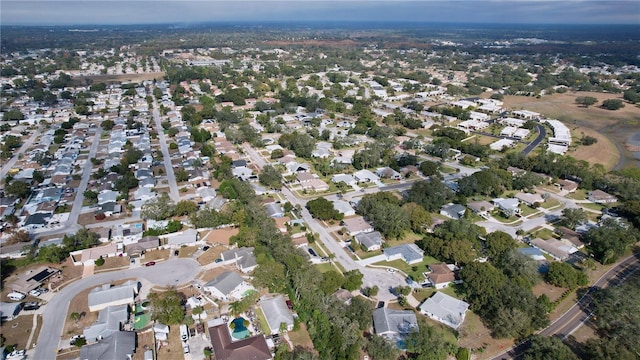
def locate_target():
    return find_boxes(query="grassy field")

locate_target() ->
[503,91,640,170]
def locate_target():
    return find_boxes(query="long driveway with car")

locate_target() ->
[34,258,200,360]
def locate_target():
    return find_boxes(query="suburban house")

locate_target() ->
[515,192,544,207]
[372,307,418,341]
[87,281,139,312]
[353,169,380,183]
[83,305,129,342]
[221,247,258,273]
[493,198,521,217]
[383,244,424,265]
[588,190,618,204]
[165,228,199,247]
[265,202,285,218]
[203,271,254,301]
[342,216,374,236]
[208,319,272,360]
[70,243,122,266]
[419,292,469,330]
[260,295,294,334]
[466,201,494,218]
[331,174,357,186]
[332,200,356,217]
[556,179,579,193]
[376,167,402,180]
[440,203,466,220]
[9,266,59,294]
[424,263,459,289]
[530,238,578,261]
[125,236,160,256]
[79,331,135,360]
[556,227,585,248]
[354,231,384,252]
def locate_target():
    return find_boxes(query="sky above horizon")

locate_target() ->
[2,1,639,26]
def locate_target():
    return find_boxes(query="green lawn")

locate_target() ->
[540,198,561,209]
[374,256,440,281]
[567,189,588,200]
[440,165,457,174]
[532,228,555,240]
[580,202,605,212]
[520,205,539,217]
[255,307,271,336]
[439,284,465,298]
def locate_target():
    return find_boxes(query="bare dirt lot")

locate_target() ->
[503,92,640,169]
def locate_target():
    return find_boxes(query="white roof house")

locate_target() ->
[419,292,469,330]
[260,295,294,334]
[203,271,253,301]
[165,228,199,247]
[545,119,571,146]
[332,200,356,217]
[353,170,380,183]
[490,138,515,151]
[83,305,129,342]
[221,247,258,273]
[331,174,357,186]
[354,231,384,252]
[384,244,424,264]
[372,307,418,340]
[88,281,139,312]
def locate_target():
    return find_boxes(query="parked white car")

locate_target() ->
[7,292,26,301]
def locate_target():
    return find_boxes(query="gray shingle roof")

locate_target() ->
[373,307,418,336]
[260,295,294,333]
[419,292,469,329]
[204,271,244,296]
[79,331,135,360]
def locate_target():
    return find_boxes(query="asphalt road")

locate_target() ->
[151,100,180,202]
[0,128,40,180]
[490,253,640,360]
[34,258,200,359]
[521,124,546,155]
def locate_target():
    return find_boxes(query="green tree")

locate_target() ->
[560,208,588,229]
[342,270,363,291]
[259,165,283,190]
[70,312,81,323]
[365,335,400,360]
[419,160,440,177]
[5,180,31,199]
[485,231,517,261]
[174,200,198,216]
[148,289,185,325]
[405,318,457,360]
[575,96,598,108]
[601,98,624,110]
[546,262,588,289]
[585,218,638,264]
[306,197,342,221]
[141,193,176,220]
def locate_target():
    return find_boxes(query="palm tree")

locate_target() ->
[229,301,243,317]
[192,306,204,323]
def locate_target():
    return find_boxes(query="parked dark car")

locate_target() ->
[145,261,156,266]
[285,299,293,310]
[23,302,40,311]
[307,248,317,257]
